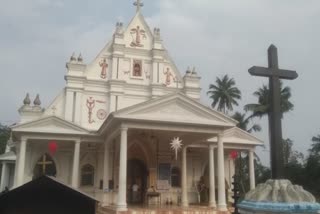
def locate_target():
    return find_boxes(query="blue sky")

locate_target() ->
[1,0,320,165]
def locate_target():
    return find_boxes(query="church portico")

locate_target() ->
[97,93,240,211]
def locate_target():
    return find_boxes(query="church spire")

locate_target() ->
[133,0,143,13]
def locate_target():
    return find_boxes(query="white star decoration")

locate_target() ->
[170,137,183,160]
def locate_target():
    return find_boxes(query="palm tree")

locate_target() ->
[310,134,320,155]
[244,82,293,119]
[232,111,261,133]
[207,75,241,114]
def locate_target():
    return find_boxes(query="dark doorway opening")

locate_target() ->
[127,159,148,204]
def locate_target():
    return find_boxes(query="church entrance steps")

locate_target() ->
[97,205,231,214]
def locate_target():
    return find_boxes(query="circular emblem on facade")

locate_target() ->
[97,109,107,120]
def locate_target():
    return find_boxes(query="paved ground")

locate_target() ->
[98,205,232,214]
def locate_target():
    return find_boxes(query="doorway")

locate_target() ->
[127,159,148,204]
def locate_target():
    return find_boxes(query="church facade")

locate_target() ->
[0,2,263,212]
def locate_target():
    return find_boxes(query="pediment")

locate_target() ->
[123,12,153,50]
[12,116,91,135]
[113,93,237,127]
[208,127,264,146]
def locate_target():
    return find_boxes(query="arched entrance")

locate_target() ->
[33,154,57,179]
[127,158,148,204]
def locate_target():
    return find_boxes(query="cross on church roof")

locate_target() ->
[133,0,144,12]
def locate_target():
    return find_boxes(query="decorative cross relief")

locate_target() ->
[86,97,107,124]
[37,155,53,174]
[130,25,146,47]
[86,97,96,124]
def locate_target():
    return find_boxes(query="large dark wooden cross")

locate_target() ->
[248,44,298,179]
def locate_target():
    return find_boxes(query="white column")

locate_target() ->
[103,142,110,206]
[181,146,188,207]
[0,162,7,191]
[217,134,227,211]
[249,150,256,190]
[71,140,81,188]
[209,145,216,208]
[17,139,27,186]
[117,127,128,210]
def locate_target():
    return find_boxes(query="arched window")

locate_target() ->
[81,164,94,186]
[33,154,57,179]
[171,167,181,187]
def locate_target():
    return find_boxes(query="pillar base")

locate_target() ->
[116,204,127,212]
[182,201,189,207]
[218,204,228,211]
[209,202,216,208]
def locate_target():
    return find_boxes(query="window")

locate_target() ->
[171,167,181,187]
[81,164,94,186]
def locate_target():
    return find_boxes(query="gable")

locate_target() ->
[12,116,91,135]
[123,12,153,50]
[208,127,264,146]
[113,93,237,127]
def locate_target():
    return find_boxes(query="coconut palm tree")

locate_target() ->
[232,111,261,133]
[244,82,293,119]
[310,134,320,155]
[207,75,241,114]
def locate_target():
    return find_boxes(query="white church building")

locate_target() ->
[0,1,263,212]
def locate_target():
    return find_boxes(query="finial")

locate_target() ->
[153,28,161,39]
[70,52,76,62]
[115,22,124,35]
[77,53,83,62]
[191,67,197,75]
[23,93,31,105]
[33,94,41,106]
[133,0,144,12]
[186,67,191,74]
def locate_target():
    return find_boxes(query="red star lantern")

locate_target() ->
[230,150,238,160]
[48,141,58,155]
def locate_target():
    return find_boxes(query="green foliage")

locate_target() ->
[206,75,319,200]
[244,82,294,119]
[282,138,304,166]
[207,75,241,114]
[303,134,320,200]
[0,124,10,155]
[235,137,320,201]
[235,152,270,199]
[232,111,262,133]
